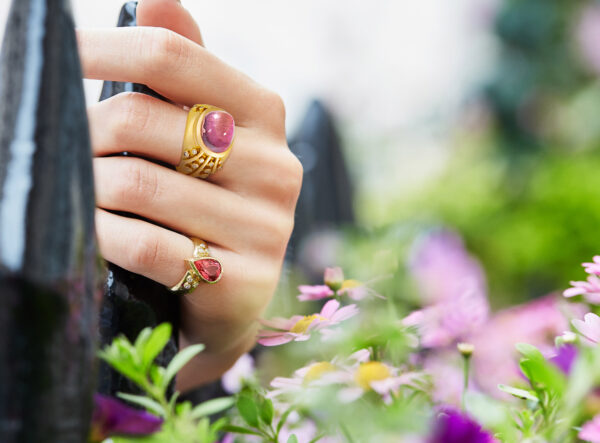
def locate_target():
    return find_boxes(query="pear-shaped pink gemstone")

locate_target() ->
[193,258,222,282]
[202,111,234,153]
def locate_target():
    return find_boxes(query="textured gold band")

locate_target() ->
[176,104,234,179]
[169,237,223,293]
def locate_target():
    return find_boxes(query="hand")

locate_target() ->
[78,0,302,390]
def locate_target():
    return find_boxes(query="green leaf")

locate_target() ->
[236,394,259,428]
[150,366,166,388]
[497,384,539,402]
[142,323,172,370]
[276,405,295,435]
[190,397,235,420]
[516,343,566,396]
[98,351,145,388]
[259,397,274,426]
[162,344,205,390]
[287,435,298,443]
[134,327,153,355]
[220,424,264,437]
[117,392,167,417]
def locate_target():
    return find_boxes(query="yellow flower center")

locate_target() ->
[303,362,337,383]
[340,279,363,291]
[290,314,325,334]
[354,362,391,390]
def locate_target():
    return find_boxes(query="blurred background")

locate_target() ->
[2,0,600,308]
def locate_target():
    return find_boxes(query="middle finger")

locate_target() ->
[94,156,259,249]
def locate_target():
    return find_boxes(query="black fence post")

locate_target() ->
[0,0,98,441]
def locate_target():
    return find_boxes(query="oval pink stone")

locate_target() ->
[193,258,222,283]
[201,111,234,153]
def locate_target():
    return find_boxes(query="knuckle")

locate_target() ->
[129,230,161,270]
[146,28,187,74]
[281,153,304,196]
[264,210,294,255]
[112,92,152,142]
[261,90,286,133]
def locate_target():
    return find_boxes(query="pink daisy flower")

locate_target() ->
[580,414,600,442]
[583,256,600,276]
[268,350,370,399]
[257,300,359,346]
[297,267,384,302]
[564,275,600,304]
[339,361,423,404]
[572,313,600,344]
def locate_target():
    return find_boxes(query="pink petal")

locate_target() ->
[257,334,295,347]
[348,349,371,364]
[402,310,425,327]
[338,387,365,403]
[572,313,600,343]
[320,299,341,318]
[259,317,297,330]
[580,414,600,442]
[564,286,586,298]
[330,304,359,322]
[297,285,334,301]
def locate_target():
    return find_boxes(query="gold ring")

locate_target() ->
[169,237,223,293]
[176,104,235,179]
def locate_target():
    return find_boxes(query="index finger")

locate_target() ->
[77,27,279,127]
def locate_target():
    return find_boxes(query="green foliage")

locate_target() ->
[97,324,232,443]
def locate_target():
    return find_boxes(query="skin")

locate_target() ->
[78,0,303,391]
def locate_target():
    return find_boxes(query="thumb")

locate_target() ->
[137,0,204,46]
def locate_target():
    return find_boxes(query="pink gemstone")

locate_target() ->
[193,258,222,282]
[202,111,234,153]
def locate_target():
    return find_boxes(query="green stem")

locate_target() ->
[461,355,471,411]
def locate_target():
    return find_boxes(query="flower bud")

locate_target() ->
[324,266,344,291]
[457,342,474,357]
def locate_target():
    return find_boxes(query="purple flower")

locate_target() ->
[549,345,578,375]
[428,408,495,443]
[405,230,490,348]
[90,394,163,442]
[580,414,600,442]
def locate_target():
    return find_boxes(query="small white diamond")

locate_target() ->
[208,162,214,167]
[192,163,199,169]
[191,149,198,155]
[184,151,189,158]
[183,283,191,290]
[186,275,193,283]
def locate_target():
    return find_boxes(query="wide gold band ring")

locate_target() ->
[176,104,235,179]
[169,237,223,293]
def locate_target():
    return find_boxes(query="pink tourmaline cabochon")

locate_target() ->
[194,258,222,283]
[201,111,234,153]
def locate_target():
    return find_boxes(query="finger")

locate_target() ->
[88,92,298,207]
[137,0,204,46]
[96,208,235,288]
[93,156,279,249]
[77,27,282,130]
[88,92,187,163]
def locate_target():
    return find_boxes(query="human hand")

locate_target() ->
[78,0,302,390]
